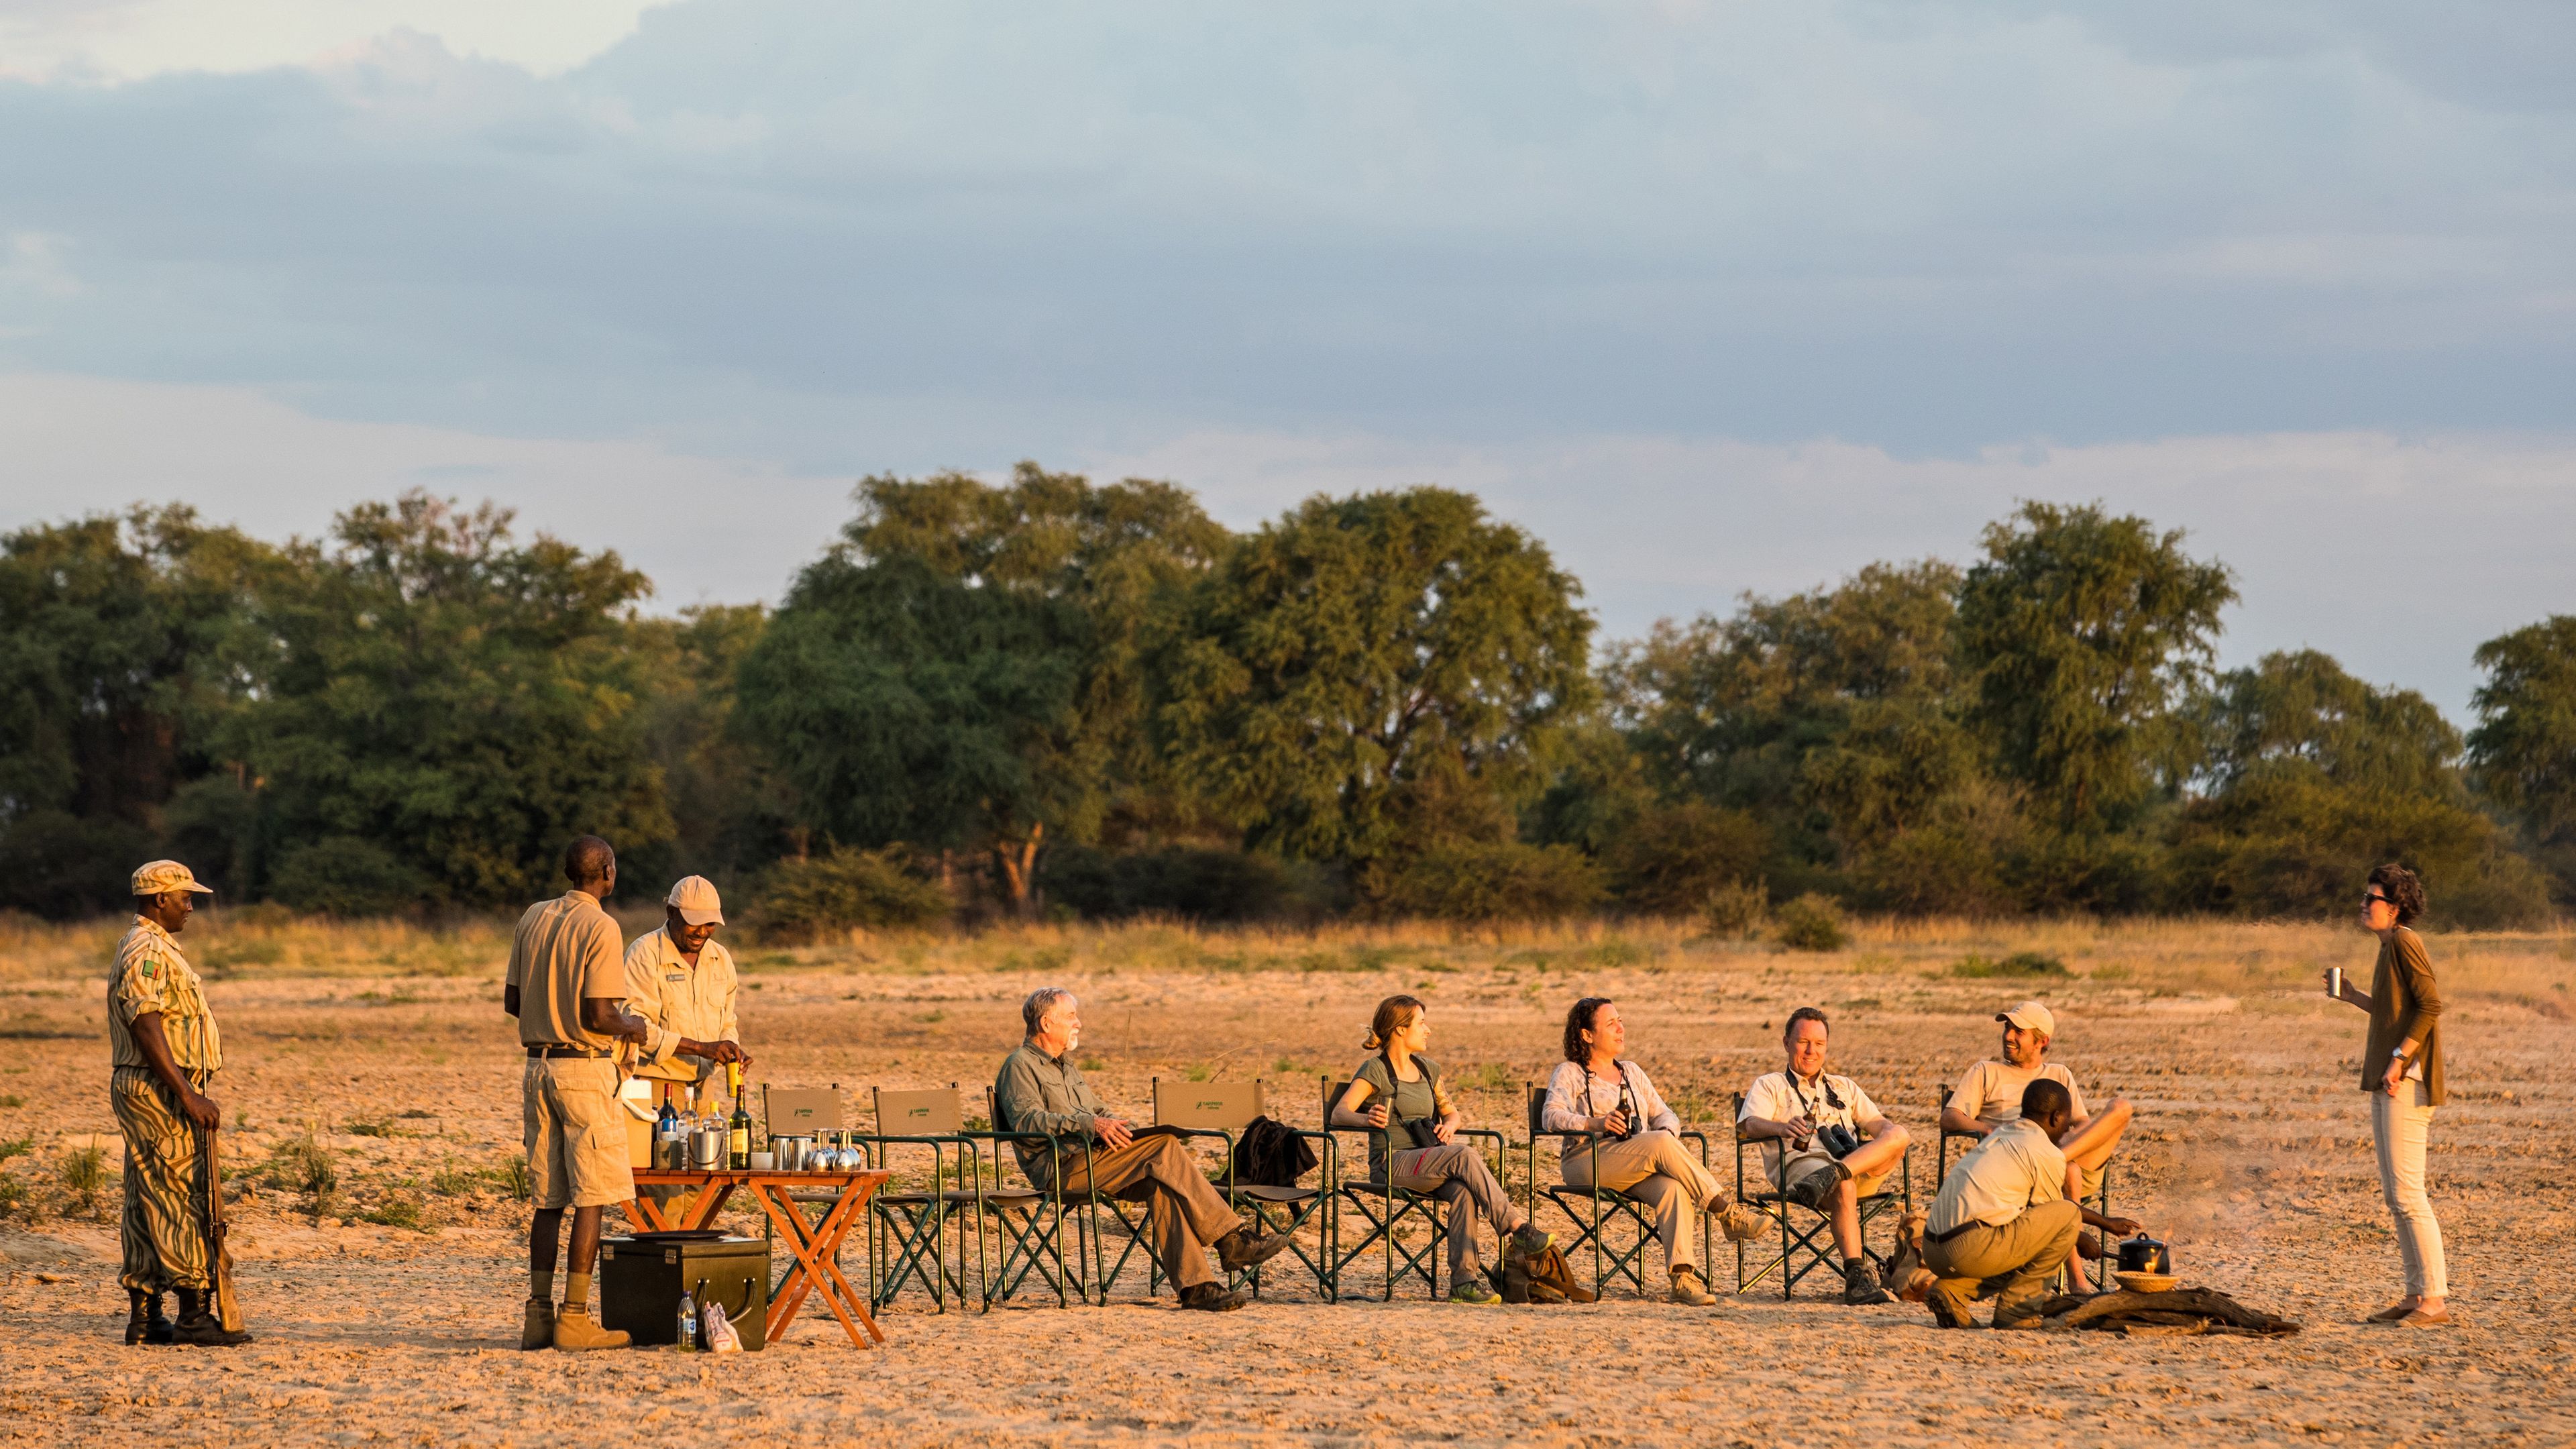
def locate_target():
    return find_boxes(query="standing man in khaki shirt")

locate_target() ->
[503,835,659,1351]
[107,861,252,1347]
[623,875,751,1108]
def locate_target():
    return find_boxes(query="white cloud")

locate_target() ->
[0,0,674,83]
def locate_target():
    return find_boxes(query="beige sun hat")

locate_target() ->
[131,860,215,897]
[666,875,724,926]
[1996,1000,2055,1037]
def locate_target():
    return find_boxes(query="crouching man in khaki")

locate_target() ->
[994,988,1297,1311]
[1919,1078,2086,1330]
[504,835,660,1351]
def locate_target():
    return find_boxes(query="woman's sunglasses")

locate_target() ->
[2361,892,2394,906]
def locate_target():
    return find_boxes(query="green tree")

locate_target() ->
[624,603,793,888]
[1603,560,1968,873]
[1955,502,2236,832]
[737,465,1224,912]
[2467,616,2576,902]
[2198,649,2460,797]
[1159,487,1595,869]
[230,494,671,909]
[0,506,274,916]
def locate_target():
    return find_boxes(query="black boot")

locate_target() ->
[124,1289,174,1346]
[1841,1257,1893,1305]
[170,1287,252,1347]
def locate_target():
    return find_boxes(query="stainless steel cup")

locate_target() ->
[2326,966,2343,998]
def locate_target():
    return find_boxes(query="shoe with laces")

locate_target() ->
[1669,1265,1717,1306]
[1450,1278,1504,1305]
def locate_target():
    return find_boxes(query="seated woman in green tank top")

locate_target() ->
[1329,994,1552,1303]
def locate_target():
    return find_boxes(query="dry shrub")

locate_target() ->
[1772,893,1849,952]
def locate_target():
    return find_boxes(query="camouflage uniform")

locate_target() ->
[107,916,223,1295]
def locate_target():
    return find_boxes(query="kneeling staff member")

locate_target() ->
[108,861,251,1346]
[996,987,1297,1311]
[1919,1078,2088,1330]
[505,836,660,1351]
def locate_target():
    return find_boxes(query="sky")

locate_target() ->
[3,1,2572,720]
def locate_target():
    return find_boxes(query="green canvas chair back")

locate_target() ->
[874,1086,964,1135]
[764,1085,843,1133]
[1155,1079,1265,1130]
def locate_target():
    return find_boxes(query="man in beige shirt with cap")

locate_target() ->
[623,875,751,1108]
[108,860,252,1347]
[502,835,661,1351]
[1939,999,2138,1277]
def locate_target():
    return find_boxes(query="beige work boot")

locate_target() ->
[1924,1277,1980,1329]
[1669,1264,1717,1306]
[549,1306,630,1350]
[519,1297,555,1350]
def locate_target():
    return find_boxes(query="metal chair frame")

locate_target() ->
[1933,1083,2113,1292]
[860,1084,979,1314]
[1146,1078,1336,1301]
[1731,1089,1913,1299]
[1521,1083,1711,1299]
[970,1087,1090,1309]
[1319,1075,1507,1302]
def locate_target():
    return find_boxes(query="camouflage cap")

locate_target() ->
[131,860,215,896]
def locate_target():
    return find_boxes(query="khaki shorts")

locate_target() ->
[1779,1146,1890,1201]
[523,1057,634,1210]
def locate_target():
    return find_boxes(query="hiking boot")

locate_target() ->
[1450,1277,1504,1305]
[1992,1295,2049,1330]
[520,1296,555,1350]
[1841,1258,1893,1306]
[1924,1277,1980,1329]
[125,1289,174,1346]
[1179,1283,1251,1312]
[169,1289,252,1347]
[1505,1224,1555,1265]
[548,1306,630,1350]
[1669,1264,1716,1306]
[1786,1161,1848,1212]
[1215,1226,1296,1273]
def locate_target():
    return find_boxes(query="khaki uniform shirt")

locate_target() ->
[1927,1118,2067,1237]
[504,892,656,1053]
[624,928,739,1084]
[107,916,222,1073]
[1946,1060,2086,1126]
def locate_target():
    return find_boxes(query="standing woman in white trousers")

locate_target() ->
[2326,863,2449,1327]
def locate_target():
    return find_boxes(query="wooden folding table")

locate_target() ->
[626,1168,892,1348]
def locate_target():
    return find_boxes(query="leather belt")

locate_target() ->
[1928,1220,1984,1245]
[526,1044,611,1059]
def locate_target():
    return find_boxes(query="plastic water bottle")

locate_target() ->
[677,1282,698,1351]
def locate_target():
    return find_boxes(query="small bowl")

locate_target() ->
[748,1152,776,1171]
[2114,1271,2180,1294]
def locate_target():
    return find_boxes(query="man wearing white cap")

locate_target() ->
[1939,1000,2138,1281]
[107,860,251,1347]
[623,875,751,1108]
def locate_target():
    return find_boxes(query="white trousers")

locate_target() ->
[2370,1081,2446,1299]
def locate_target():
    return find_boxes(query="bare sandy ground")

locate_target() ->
[3,916,2571,1446]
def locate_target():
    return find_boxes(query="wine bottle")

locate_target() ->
[729,1093,753,1171]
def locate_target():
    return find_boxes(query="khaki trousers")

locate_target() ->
[2371,1081,2446,1298]
[112,1067,209,1294]
[1049,1135,1243,1291]
[1923,1199,2081,1313]
[1389,1141,1525,1281]
[1560,1130,1722,1273]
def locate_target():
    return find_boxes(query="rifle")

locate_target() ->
[194,1122,243,1333]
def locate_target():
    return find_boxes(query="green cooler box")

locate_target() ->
[600,1234,770,1349]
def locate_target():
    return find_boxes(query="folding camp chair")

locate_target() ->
[1731,1090,1912,1299]
[1150,1078,1334,1300]
[1319,1076,1505,1301]
[1935,1083,2113,1291]
[1523,1084,1709,1299]
[971,1087,1084,1308]
[861,1085,979,1313]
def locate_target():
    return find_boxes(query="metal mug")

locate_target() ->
[2326,966,2343,998]
[692,1124,726,1170]
[773,1134,808,1171]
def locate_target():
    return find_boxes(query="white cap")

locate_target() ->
[1997,1000,2055,1037]
[666,875,724,926]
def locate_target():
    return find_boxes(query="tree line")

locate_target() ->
[5,469,2572,930]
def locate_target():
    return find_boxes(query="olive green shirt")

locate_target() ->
[993,1041,1106,1183]
[1350,1054,1447,1181]
[2362,926,2445,1106]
